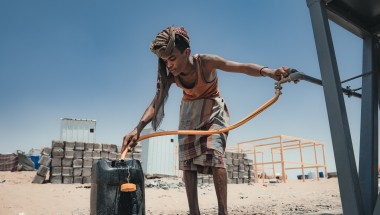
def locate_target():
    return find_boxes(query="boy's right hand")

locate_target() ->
[122,128,140,153]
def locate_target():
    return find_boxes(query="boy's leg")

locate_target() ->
[183,170,200,215]
[212,167,228,215]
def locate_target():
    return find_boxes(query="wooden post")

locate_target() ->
[271,148,276,179]
[313,142,320,181]
[254,145,258,183]
[322,144,327,177]
[279,135,286,183]
[261,152,265,183]
[298,140,305,182]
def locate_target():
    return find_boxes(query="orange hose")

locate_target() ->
[120,87,282,160]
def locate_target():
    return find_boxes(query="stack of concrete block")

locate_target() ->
[32,147,52,184]
[49,140,141,184]
[197,151,254,184]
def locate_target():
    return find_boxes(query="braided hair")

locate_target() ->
[150,26,190,130]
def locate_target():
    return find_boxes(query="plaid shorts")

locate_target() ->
[179,149,226,174]
[178,97,229,175]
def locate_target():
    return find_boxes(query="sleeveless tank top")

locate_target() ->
[174,54,220,101]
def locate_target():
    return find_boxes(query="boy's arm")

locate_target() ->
[201,54,289,81]
[122,76,174,151]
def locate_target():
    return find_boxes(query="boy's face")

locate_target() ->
[162,47,190,77]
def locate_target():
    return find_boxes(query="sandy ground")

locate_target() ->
[0,171,342,215]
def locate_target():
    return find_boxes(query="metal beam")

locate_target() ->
[370,37,380,215]
[359,36,379,215]
[306,0,364,214]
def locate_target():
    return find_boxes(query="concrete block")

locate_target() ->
[82,167,92,177]
[226,158,233,165]
[73,168,82,176]
[233,166,239,171]
[50,176,62,184]
[62,158,73,167]
[37,165,49,177]
[75,142,85,151]
[84,143,94,151]
[41,147,52,156]
[238,172,245,178]
[132,153,141,160]
[134,145,142,153]
[83,158,93,168]
[109,144,118,152]
[227,165,234,171]
[51,158,62,167]
[232,159,239,166]
[64,150,74,159]
[225,151,233,159]
[52,140,64,148]
[63,176,73,184]
[101,151,109,160]
[243,178,251,184]
[83,151,92,159]
[74,150,83,159]
[52,147,64,158]
[64,141,75,151]
[239,159,245,165]
[239,164,245,171]
[83,176,91,184]
[74,176,83,184]
[243,172,249,179]
[237,153,244,159]
[232,172,239,179]
[73,159,83,168]
[93,143,102,151]
[92,151,101,159]
[51,167,62,176]
[102,144,110,152]
[38,155,51,166]
[62,167,73,177]
[227,171,233,178]
[109,152,118,161]
[232,153,238,159]
[32,174,45,184]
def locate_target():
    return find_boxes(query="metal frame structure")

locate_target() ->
[306,0,380,214]
[234,135,327,184]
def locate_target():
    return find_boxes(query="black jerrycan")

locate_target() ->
[90,158,145,215]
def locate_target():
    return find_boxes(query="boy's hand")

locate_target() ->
[122,128,140,153]
[266,66,290,81]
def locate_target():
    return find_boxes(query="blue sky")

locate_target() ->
[0,1,369,174]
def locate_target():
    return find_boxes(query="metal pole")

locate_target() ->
[359,36,379,215]
[307,0,364,214]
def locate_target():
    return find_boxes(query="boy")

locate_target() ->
[122,26,290,215]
